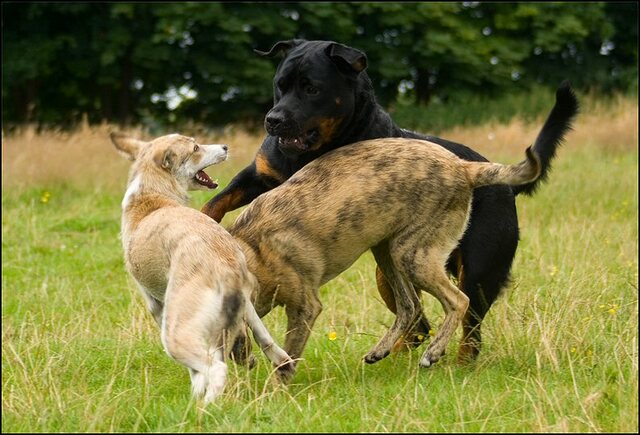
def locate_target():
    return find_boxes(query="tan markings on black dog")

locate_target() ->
[255,150,286,183]
[313,117,343,149]
[111,132,293,404]
[204,187,248,223]
[228,138,541,379]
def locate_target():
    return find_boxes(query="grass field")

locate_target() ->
[2,96,638,432]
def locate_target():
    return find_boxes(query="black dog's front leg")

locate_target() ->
[201,163,272,222]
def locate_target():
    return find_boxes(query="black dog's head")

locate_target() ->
[256,39,368,156]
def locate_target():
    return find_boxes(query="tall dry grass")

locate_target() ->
[3,94,637,191]
[1,123,263,191]
[434,94,638,160]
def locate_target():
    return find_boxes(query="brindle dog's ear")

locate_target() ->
[254,39,304,57]
[326,42,368,74]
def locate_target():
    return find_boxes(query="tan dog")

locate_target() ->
[227,138,541,379]
[111,132,293,403]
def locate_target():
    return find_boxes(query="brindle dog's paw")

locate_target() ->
[363,348,391,364]
[419,348,444,368]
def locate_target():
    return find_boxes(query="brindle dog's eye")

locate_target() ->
[193,144,199,152]
[305,85,319,95]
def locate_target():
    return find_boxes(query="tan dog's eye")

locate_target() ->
[193,145,199,152]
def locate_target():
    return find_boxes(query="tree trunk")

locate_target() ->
[414,68,431,106]
[118,47,134,125]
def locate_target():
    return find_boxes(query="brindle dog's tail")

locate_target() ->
[464,146,542,189]
[511,80,579,196]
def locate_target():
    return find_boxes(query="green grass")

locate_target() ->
[2,143,637,432]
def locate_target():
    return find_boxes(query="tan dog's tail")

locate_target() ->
[463,146,541,189]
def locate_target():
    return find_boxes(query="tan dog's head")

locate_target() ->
[110,132,228,191]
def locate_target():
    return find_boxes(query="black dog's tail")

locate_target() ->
[511,81,579,196]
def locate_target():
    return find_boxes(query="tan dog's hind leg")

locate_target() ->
[162,323,228,403]
[161,288,233,404]
[244,299,296,379]
[137,285,164,327]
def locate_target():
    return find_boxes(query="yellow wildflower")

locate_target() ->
[328,331,337,341]
[40,191,51,203]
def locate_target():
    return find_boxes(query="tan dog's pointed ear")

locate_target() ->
[154,148,176,171]
[110,132,148,160]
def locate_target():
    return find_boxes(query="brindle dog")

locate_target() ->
[228,137,541,380]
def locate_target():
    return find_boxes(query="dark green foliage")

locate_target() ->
[2,2,637,129]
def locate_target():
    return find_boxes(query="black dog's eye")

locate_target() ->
[305,84,319,95]
[193,144,199,152]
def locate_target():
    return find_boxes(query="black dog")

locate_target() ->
[202,39,579,362]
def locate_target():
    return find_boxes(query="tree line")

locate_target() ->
[2,2,637,128]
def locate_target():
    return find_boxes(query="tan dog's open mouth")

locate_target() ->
[195,170,218,189]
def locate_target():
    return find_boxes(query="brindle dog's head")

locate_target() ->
[257,39,368,156]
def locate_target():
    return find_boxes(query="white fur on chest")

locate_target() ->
[122,175,142,210]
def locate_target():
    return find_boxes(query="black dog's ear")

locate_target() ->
[325,42,367,74]
[254,39,305,57]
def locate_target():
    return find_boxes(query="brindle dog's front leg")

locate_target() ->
[280,290,323,382]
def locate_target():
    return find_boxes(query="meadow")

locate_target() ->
[2,95,638,432]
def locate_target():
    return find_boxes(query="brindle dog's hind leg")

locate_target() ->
[375,267,431,350]
[280,288,323,381]
[402,248,469,368]
[364,243,424,364]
